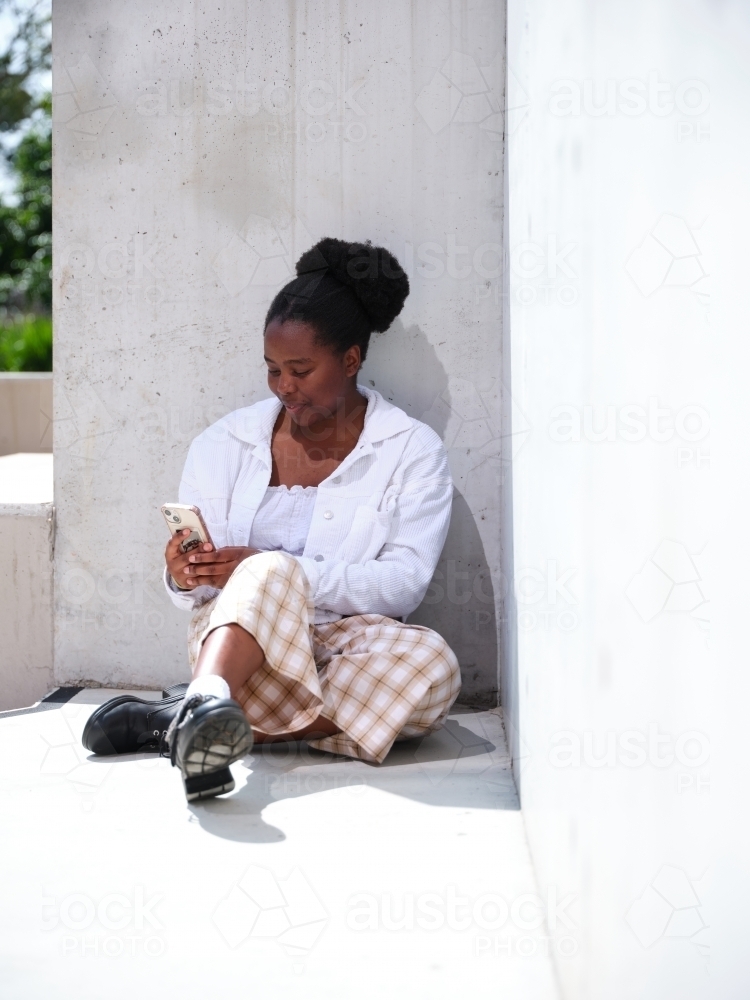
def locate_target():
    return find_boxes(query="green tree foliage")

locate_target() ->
[0,0,48,132]
[0,312,50,369]
[0,0,51,369]
[0,100,51,310]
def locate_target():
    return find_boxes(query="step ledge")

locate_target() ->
[0,501,53,517]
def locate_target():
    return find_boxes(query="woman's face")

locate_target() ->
[264,318,360,428]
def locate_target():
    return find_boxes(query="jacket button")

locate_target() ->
[331,476,341,485]
[323,510,333,519]
[314,554,324,562]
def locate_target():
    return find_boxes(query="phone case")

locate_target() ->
[161,504,214,554]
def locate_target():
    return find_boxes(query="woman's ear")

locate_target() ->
[343,344,361,377]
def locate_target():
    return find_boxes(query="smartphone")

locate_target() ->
[161,504,214,554]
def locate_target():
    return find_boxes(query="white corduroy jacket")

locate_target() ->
[163,386,453,621]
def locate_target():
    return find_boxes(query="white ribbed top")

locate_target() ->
[248,485,318,557]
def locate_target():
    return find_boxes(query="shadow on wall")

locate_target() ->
[408,493,498,708]
[362,320,449,422]
[364,322,499,708]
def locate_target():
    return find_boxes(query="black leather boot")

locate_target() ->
[82,693,185,756]
[161,682,189,699]
[165,694,254,802]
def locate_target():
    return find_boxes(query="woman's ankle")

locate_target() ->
[185,674,231,702]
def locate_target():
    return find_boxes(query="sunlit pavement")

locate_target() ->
[0,690,560,999]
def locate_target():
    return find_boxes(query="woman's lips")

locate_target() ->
[284,402,307,413]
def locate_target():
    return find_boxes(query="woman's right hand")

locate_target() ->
[165,530,215,591]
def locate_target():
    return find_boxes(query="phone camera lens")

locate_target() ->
[172,515,181,523]
[164,509,171,516]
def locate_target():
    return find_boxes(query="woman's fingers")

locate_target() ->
[186,560,239,578]
[186,548,235,565]
[168,543,247,590]
[166,529,194,559]
[167,530,212,552]
[185,572,229,588]
[165,531,183,558]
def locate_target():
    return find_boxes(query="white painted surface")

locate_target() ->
[0,452,53,503]
[0,698,559,999]
[52,1,506,701]
[505,2,713,998]
[0,373,53,456]
[0,500,53,710]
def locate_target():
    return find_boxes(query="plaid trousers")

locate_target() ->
[187,550,461,764]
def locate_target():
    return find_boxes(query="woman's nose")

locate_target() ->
[277,375,296,396]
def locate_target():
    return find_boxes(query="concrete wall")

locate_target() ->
[0,373,53,455]
[505,1,712,997]
[0,502,54,710]
[52,2,506,700]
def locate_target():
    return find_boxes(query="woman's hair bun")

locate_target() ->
[296,237,409,333]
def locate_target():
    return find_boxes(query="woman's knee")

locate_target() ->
[412,626,459,672]
[237,549,296,575]
[234,549,305,590]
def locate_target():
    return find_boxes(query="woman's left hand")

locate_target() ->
[183,546,260,589]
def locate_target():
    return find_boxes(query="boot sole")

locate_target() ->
[184,767,236,802]
[179,709,254,787]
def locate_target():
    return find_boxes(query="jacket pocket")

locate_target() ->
[337,504,394,563]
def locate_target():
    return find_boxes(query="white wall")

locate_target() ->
[0,502,53,710]
[505,1,714,997]
[52,2,506,701]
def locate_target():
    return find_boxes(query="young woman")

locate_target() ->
[85,238,460,801]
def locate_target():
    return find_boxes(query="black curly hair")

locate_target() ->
[264,238,409,363]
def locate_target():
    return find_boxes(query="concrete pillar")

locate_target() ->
[506,1,711,996]
[52,2,506,701]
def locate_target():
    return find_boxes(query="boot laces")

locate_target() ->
[160,693,211,764]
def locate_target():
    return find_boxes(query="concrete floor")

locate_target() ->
[0,690,560,1000]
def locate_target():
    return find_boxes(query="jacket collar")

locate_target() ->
[225,385,413,450]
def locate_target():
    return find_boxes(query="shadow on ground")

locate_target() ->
[190,710,519,843]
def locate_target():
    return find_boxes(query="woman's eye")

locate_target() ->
[292,370,311,378]
[267,369,280,377]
